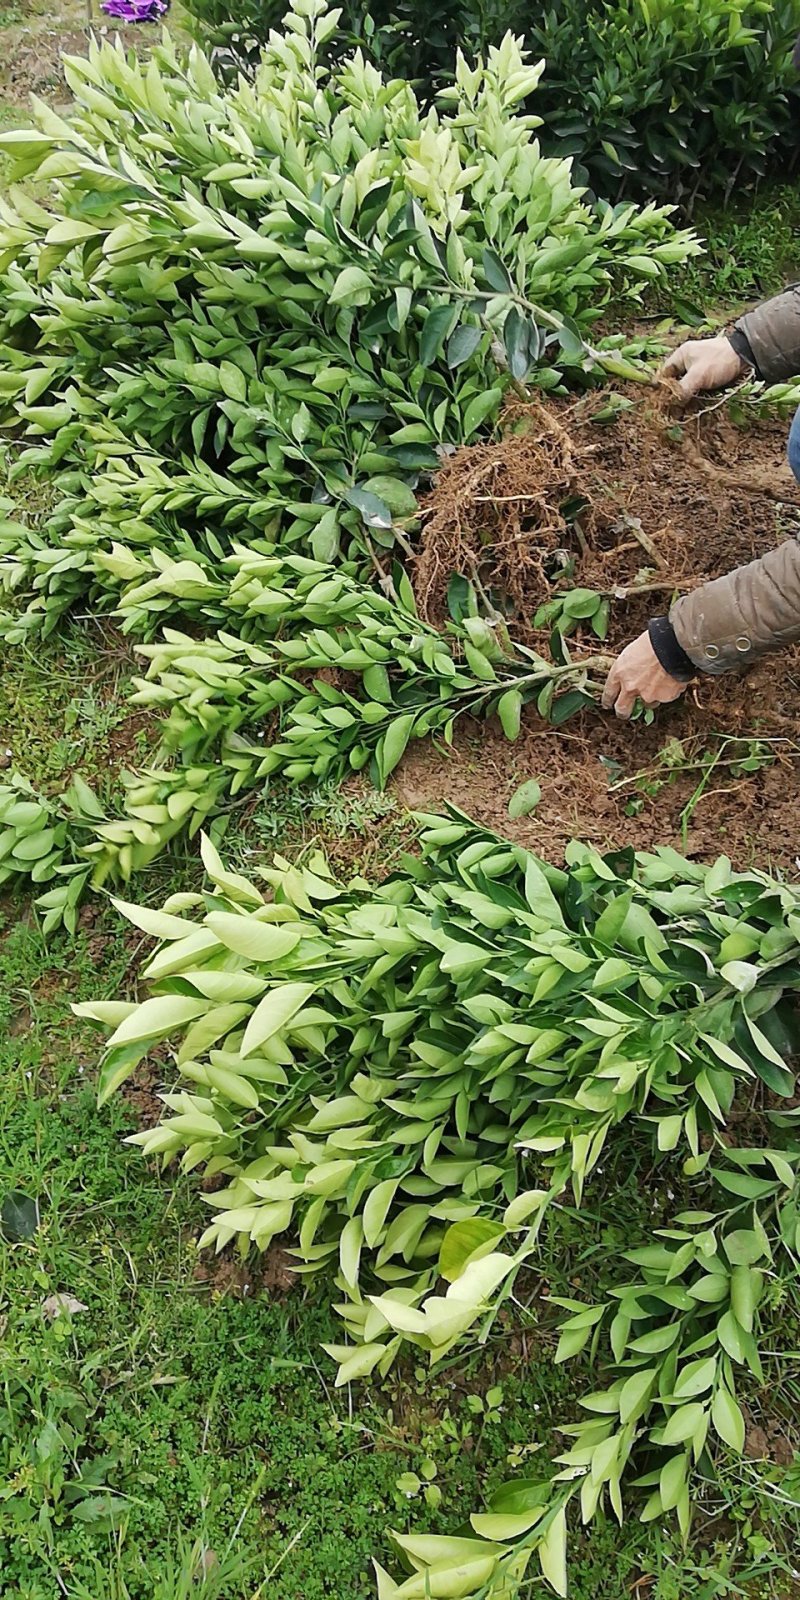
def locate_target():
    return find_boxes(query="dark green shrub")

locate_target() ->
[530,0,800,200]
[182,0,800,201]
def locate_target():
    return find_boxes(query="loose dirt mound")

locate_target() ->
[403,390,800,876]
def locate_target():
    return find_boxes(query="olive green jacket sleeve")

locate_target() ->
[734,288,800,384]
[669,539,800,674]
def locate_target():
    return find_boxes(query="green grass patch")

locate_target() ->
[666,183,800,322]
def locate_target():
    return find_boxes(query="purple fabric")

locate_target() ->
[101,0,168,20]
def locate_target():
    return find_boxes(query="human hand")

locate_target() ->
[602,632,689,721]
[662,335,747,401]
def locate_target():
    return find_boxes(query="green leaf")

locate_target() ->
[311,509,340,563]
[659,1452,687,1513]
[240,983,316,1058]
[66,773,106,820]
[106,995,208,1048]
[730,1265,759,1333]
[447,324,483,370]
[447,574,474,624]
[556,316,585,361]
[363,664,393,704]
[503,1190,549,1229]
[503,307,534,381]
[339,1214,364,1289]
[724,1229,766,1267]
[717,1309,747,1363]
[508,779,541,820]
[711,1384,745,1452]
[96,1043,148,1109]
[344,486,394,530]
[419,304,458,367]
[1,1190,39,1242]
[674,1355,717,1398]
[661,1402,707,1445]
[377,713,416,783]
[396,1472,422,1497]
[329,1343,387,1386]
[362,477,417,518]
[549,688,594,725]
[562,587,600,620]
[462,388,503,439]
[497,689,523,741]
[438,1218,506,1283]
[205,914,302,963]
[71,1494,129,1529]
[329,265,373,306]
[619,1366,656,1424]
[482,247,513,295]
[593,890,633,946]
[538,1505,567,1598]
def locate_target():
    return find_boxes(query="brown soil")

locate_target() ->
[0,1,180,109]
[192,1244,297,1300]
[121,1053,164,1124]
[402,390,800,877]
[743,1410,797,1468]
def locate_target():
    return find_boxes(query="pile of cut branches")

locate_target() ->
[79,809,800,1595]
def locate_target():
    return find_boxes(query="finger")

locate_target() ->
[679,364,711,400]
[662,347,688,377]
[601,664,621,711]
[613,688,637,720]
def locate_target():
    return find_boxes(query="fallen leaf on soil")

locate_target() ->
[508,779,542,818]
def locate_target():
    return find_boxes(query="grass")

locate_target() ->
[655,182,800,327]
[0,8,799,1600]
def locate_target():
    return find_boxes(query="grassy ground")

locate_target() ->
[1,7,800,1600]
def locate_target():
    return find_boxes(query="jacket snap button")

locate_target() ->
[704,644,720,659]
[735,636,751,652]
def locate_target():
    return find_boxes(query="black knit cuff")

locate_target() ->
[728,328,760,379]
[648,617,696,682]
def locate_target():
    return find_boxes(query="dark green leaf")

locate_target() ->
[503,307,535,381]
[482,248,513,295]
[447,324,483,370]
[419,304,458,367]
[344,487,394,530]
[1,1190,39,1242]
[556,316,585,362]
[550,688,594,725]
[447,574,474,624]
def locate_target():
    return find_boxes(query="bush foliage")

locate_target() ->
[181,0,800,200]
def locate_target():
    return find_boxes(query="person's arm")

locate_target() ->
[669,537,800,672]
[603,539,800,718]
[732,288,800,385]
